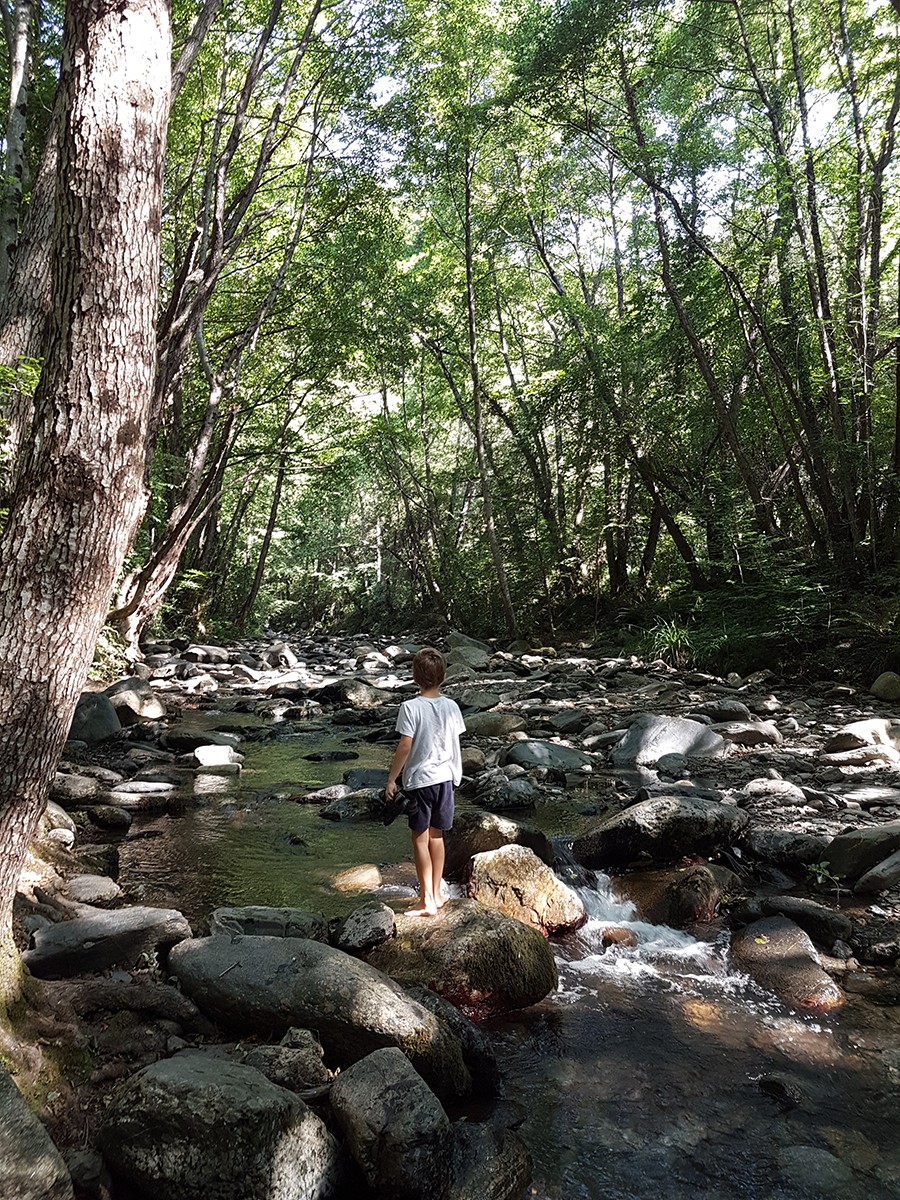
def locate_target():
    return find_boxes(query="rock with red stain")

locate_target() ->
[365,900,558,1019]
[730,916,845,1012]
[600,927,639,948]
[465,845,586,937]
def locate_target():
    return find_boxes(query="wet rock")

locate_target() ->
[23,905,192,979]
[730,916,845,1011]
[63,874,122,904]
[502,740,593,772]
[742,828,833,868]
[610,714,727,766]
[99,1052,346,1200]
[343,768,389,790]
[209,906,329,942]
[403,985,500,1096]
[854,848,900,893]
[464,712,527,737]
[335,901,396,952]
[331,864,382,892]
[168,935,471,1099]
[365,900,558,1018]
[614,864,740,927]
[823,821,900,881]
[0,1069,73,1200]
[759,897,853,947]
[466,845,586,936]
[870,671,900,702]
[444,810,554,880]
[600,927,638,948]
[474,775,541,810]
[447,1121,532,1200]
[69,691,121,743]
[194,744,243,767]
[86,805,133,831]
[104,677,166,724]
[572,795,749,869]
[330,1047,452,1200]
[298,784,350,804]
[777,1144,862,1197]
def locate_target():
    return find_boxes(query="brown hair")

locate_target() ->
[412,646,446,689]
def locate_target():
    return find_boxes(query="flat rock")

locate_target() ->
[502,740,593,772]
[365,900,558,1018]
[168,935,471,1100]
[742,828,833,867]
[209,906,329,942]
[63,874,122,904]
[99,1052,346,1200]
[162,726,240,753]
[712,720,782,746]
[466,845,586,936]
[444,811,554,880]
[610,714,727,765]
[572,795,749,868]
[730,916,845,1011]
[23,905,192,979]
[331,864,382,892]
[0,1069,73,1200]
[464,712,527,737]
[50,772,99,805]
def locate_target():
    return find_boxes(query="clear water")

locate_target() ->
[115,737,900,1199]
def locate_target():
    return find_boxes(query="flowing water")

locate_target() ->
[115,735,900,1200]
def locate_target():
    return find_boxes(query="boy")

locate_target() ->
[385,647,465,916]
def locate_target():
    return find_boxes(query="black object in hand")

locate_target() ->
[381,787,418,826]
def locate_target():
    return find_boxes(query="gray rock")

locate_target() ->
[870,671,900,701]
[730,917,845,1011]
[43,800,77,833]
[0,1068,73,1200]
[854,847,900,893]
[466,845,586,936]
[162,725,240,753]
[329,1048,452,1200]
[475,776,541,810]
[104,677,166,724]
[50,771,99,805]
[263,641,299,669]
[444,810,554,880]
[464,711,527,737]
[404,986,500,1096]
[182,643,231,663]
[193,744,243,767]
[63,874,122,904]
[572,795,749,868]
[823,821,900,880]
[687,699,752,722]
[168,935,470,1100]
[23,905,192,979]
[502,740,593,772]
[86,805,133,831]
[741,778,807,805]
[712,720,782,746]
[299,784,351,804]
[448,1121,533,1200]
[335,902,395,952]
[68,691,121,743]
[64,1149,109,1199]
[448,645,491,670]
[759,897,853,946]
[460,746,486,774]
[240,1042,331,1091]
[777,1145,861,1197]
[742,828,833,867]
[822,717,900,754]
[99,1052,346,1200]
[209,906,329,942]
[610,714,727,765]
[447,631,492,653]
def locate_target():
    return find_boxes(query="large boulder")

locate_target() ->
[23,906,192,979]
[823,822,900,881]
[466,845,586,936]
[448,1122,533,1200]
[610,714,726,766]
[444,810,554,880]
[870,671,900,701]
[365,900,558,1019]
[68,691,121,743]
[99,1052,346,1200]
[742,828,833,868]
[209,907,329,943]
[104,677,166,724]
[501,740,593,772]
[0,1069,73,1200]
[167,935,470,1100]
[572,795,749,869]
[403,985,500,1096]
[329,1048,452,1200]
[730,917,845,1012]
[612,864,740,928]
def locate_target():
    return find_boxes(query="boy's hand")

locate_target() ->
[385,780,398,801]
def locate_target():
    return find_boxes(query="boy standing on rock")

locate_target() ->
[386,647,465,916]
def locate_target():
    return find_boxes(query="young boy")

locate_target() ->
[385,647,465,916]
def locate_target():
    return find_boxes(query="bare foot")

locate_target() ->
[408,900,438,916]
[435,894,449,909]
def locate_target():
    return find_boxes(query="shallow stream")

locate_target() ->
[117,733,900,1200]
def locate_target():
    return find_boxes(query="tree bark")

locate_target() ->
[0,0,169,1008]
[0,0,33,296]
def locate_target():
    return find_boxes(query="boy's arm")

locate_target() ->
[386,735,413,799]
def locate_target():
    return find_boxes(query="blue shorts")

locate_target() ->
[407,781,454,833]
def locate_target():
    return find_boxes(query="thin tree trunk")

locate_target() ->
[236,450,286,630]
[0,0,169,1008]
[0,0,33,296]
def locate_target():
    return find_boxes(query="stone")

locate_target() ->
[68,691,121,743]
[742,828,833,867]
[329,1048,452,1200]
[759,897,853,947]
[475,776,541,810]
[42,800,77,834]
[712,720,782,746]
[63,874,122,904]
[263,641,300,669]
[610,714,727,765]
[572,795,749,869]
[447,645,491,670]
[104,677,166,724]
[365,900,558,1019]
[86,805,133,831]
[502,740,593,772]
[687,699,752,722]
[162,725,240,753]
[777,1145,861,1197]
[741,778,807,806]
[444,810,554,880]
[50,771,99,805]
[335,902,396,952]
[403,986,500,1096]
[168,935,471,1100]
[464,712,527,737]
[339,678,391,707]
[823,821,900,881]
[209,906,329,942]
[331,864,382,892]
[466,845,586,936]
[99,1052,346,1200]
[193,744,243,767]
[854,848,900,894]
[870,671,900,701]
[182,642,231,663]
[447,631,492,654]
[23,905,192,979]
[822,718,900,754]
[240,1042,332,1091]
[0,1068,73,1200]
[447,1121,533,1200]
[730,916,845,1011]
[460,746,486,775]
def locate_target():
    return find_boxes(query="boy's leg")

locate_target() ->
[411,828,437,915]
[428,829,446,908]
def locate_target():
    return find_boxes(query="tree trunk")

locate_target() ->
[0,0,169,1009]
[236,451,286,630]
[0,0,33,297]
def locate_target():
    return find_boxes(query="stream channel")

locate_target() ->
[116,721,900,1200]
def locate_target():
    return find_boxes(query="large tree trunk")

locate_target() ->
[0,0,170,1010]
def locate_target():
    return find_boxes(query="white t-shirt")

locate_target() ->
[395,694,465,789]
